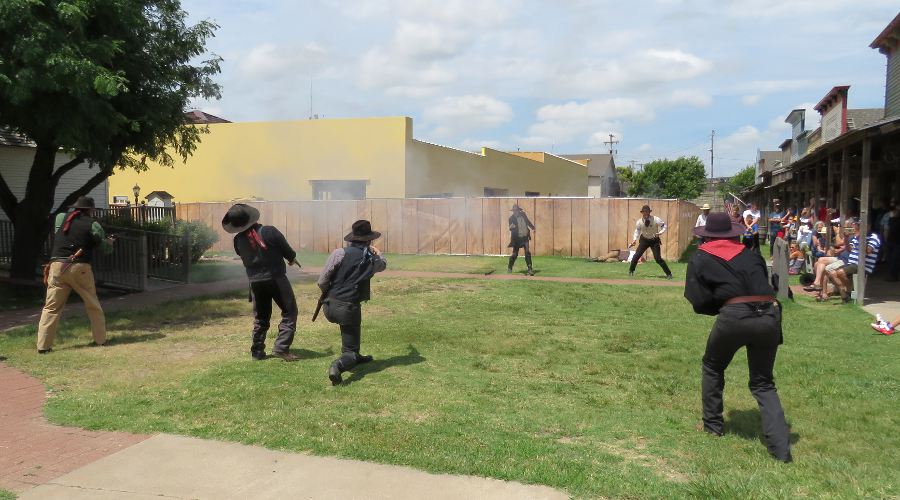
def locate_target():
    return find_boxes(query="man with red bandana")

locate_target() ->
[685,212,792,463]
[223,203,300,361]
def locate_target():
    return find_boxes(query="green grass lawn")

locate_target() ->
[0,489,16,500]
[0,274,896,499]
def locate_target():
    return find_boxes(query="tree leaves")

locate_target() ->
[628,156,707,200]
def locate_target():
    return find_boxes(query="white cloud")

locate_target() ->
[358,47,456,97]
[742,95,762,106]
[238,42,328,80]
[518,98,653,147]
[667,89,713,107]
[637,143,652,152]
[393,21,471,61]
[424,95,513,134]
[460,138,503,151]
[587,130,624,148]
[724,0,897,18]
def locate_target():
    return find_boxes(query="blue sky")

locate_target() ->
[184,0,898,177]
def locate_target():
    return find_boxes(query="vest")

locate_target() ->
[50,212,97,263]
[638,217,660,239]
[328,245,376,303]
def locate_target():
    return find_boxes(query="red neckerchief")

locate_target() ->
[245,227,267,251]
[700,239,744,262]
[62,210,82,234]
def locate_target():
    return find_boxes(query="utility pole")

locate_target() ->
[629,159,635,171]
[603,133,619,156]
[709,130,715,179]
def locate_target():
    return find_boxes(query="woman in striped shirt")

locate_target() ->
[825,219,881,303]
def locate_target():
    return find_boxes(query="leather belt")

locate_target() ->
[724,295,775,305]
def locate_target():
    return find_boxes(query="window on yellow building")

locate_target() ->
[311,180,367,200]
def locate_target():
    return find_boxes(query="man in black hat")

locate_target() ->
[223,203,300,361]
[317,220,387,385]
[685,212,792,463]
[508,204,536,275]
[628,204,673,279]
[37,196,116,353]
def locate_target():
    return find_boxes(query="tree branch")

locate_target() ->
[53,164,114,215]
[50,154,88,188]
[0,171,18,219]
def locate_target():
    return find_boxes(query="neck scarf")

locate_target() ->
[62,210,82,234]
[246,226,267,251]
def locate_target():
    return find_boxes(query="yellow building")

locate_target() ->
[110,116,587,202]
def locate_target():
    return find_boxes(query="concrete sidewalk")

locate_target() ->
[19,434,568,500]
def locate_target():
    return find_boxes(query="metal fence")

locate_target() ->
[93,233,147,291]
[144,230,191,283]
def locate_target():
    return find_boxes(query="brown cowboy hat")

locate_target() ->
[344,219,381,242]
[71,196,96,209]
[693,212,746,239]
[222,203,260,234]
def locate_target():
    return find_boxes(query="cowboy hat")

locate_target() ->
[222,203,260,234]
[510,204,522,211]
[641,204,652,212]
[693,212,746,239]
[700,203,710,210]
[71,196,96,209]
[344,219,381,242]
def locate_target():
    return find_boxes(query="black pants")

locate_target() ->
[323,299,366,372]
[509,240,532,269]
[250,275,297,355]
[702,303,791,461]
[629,236,671,275]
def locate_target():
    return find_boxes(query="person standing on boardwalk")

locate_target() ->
[318,220,387,385]
[36,196,115,354]
[684,212,792,463]
[628,204,673,279]
[507,204,536,276]
[223,204,300,362]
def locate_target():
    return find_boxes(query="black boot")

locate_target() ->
[328,360,342,385]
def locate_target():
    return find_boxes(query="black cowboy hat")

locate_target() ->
[344,219,381,242]
[693,212,746,239]
[72,196,96,209]
[222,203,260,234]
[510,204,522,211]
[641,204,652,212]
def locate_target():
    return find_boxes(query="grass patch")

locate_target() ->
[189,261,247,283]
[1,275,896,499]
[0,489,15,500]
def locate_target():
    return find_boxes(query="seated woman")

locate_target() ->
[788,243,805,275]
[811,222,828,259]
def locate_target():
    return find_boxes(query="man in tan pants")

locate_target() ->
[37,196,114,353]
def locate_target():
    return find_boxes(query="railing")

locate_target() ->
[95,205,176,226]
[93,234,147,291]
[144,230,191,283]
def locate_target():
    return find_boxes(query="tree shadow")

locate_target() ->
[67,332,167,350]
[343,345,425,385]
[725,408,800,444]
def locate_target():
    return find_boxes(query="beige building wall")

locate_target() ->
[406,142,587,197]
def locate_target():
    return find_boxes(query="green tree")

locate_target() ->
[719,165,757,197]
[628,156,706,199]
[0,0,221,278]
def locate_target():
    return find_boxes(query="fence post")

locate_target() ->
[139,234,148,291]
[183,230,192,283]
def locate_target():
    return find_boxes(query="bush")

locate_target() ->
[174,220,219,263]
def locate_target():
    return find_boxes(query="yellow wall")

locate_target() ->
[109,117,409,202]
[405,142,587,197]
[110,115,588,202]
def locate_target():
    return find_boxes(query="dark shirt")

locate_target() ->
[685,239,775,316]
[233,224,296,282]
[50,211,113,263]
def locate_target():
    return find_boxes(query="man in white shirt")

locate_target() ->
[743,201,761,250]
[695,204,711,228]
[628,204,673,279]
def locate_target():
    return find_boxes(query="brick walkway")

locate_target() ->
[0,363,148,493]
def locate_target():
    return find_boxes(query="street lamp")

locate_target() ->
[132,184,140,206]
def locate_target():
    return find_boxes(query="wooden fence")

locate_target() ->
[178,198,700,261]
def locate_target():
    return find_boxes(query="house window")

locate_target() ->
[483,187,509,197]
[311,180,367,200]
[525,191,540,197]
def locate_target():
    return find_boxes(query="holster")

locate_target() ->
[42,263,51,286]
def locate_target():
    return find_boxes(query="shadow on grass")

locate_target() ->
[287,347,333,360]
[725,408,800,444]
[344,345,425,385]
[66,332,167,350]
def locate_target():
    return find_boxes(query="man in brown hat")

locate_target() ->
[508,204,536,275]
[685,212,791,463]
[628,204,673,279]
[318,220,387,385]
[223,203,301,361]
[36,196,115,353]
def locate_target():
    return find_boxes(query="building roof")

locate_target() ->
[0,127,35,148]
[145,190,175,200]
[785,108,805,125]
[870,12,900,53]
[184,110,231,124]
[559,153,615,177]
[814,85,850,113]
[846,108,885,130]
[778,138,793,150]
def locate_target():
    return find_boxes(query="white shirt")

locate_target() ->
[695,213,708,228]
[742,208,760,225]
[633,216,667,241]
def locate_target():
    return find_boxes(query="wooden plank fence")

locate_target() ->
[178,198,700,261]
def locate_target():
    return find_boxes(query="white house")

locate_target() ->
[0,128,109,221]
[145,190,175,207]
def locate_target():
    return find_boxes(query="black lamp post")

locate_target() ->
[132,184,140,207]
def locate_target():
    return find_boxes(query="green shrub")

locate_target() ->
[175,220,219,263]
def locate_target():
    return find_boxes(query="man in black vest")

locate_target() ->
[685,212,792,462]
[37,196,115,353]
[223,203,301,362]
[508,204,536,275]
[318,220,387,385]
